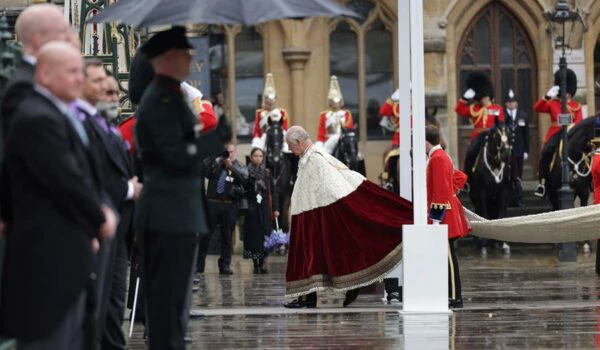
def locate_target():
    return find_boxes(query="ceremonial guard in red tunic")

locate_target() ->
[590,122,600,273]
[379,88,400,147]
[426,125,471,308]
[252,73,289,150]
[455,72,504,183]
[316,76,354,154]
[534,68,583,197]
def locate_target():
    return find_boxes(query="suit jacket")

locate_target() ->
[505,108,530,156]
[205,158,248,201]
[0,91,106,340]
[79,107,135,243]
[134,75,223,235]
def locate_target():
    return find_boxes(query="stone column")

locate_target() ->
[280,19,314,127]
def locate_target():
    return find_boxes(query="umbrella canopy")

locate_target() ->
[88,0,360,27]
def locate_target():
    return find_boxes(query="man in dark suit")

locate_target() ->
[197,143,247,274]
[0,42,116,349]
[74,59,141,350]
[134,27,219,349]
[505,89,530,207]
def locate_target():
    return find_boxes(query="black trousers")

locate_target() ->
[509,154,524,205]
[99,232,128,350]
[143,232,198,350]
[595,239,600,275]
[448,238,462,301]
[463,132,487,180]
[197,201,235,272]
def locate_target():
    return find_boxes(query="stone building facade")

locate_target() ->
[4,0,600,182]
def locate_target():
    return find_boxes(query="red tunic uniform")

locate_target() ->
[454,99,505,141]
[316,109,354,142]
[118,100,217,156]
[534,98,583,144]
[592,151,600,205]
[427,146,471,239]
[252,108,289,139]
[379,98,399,146]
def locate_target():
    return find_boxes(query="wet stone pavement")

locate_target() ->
[127,243,600,349]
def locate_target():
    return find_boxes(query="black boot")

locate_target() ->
[253,258,260,274]
[258,258,268,274]
[384,278,402,303]
[343,288,360,307]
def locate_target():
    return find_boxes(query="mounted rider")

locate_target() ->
[455,72,505,183]
[252,73,289,151]
[534,68,583,197]
[316,75,355,154]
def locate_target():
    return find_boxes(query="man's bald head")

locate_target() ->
[36,41,84,103]
[15,4,69,56]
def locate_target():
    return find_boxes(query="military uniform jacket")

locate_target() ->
[534,98,583,144]
[505,108,530,156]
[317,109,354,142]
[252,108,289,139]
[134,75,215,235]
[592,151,600,205]
[455,100,505,141]
[426,146,471,239]
[379,98,400,146]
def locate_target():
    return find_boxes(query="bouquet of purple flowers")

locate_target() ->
[263,218,289,253]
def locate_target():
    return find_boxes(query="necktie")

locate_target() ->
[216,169,227,194]
[65,110,89,146]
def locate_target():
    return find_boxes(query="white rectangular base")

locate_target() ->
[402,313,450,349]
[402,224,448,313]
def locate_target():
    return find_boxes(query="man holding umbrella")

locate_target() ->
[134,27,217,349]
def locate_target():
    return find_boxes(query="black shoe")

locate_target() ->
[283,298,316,308]
[253,266,260,274]
[449,299,463,309]
[219,269,233,275]
[184,336,193,343]
[343,288,360,307]
[534,184,545,198]
[386,291,402,303]
[259,267,268,274]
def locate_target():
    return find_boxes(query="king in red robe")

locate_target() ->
[283,126,413,308]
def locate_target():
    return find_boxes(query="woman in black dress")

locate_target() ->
[243,148,279,273]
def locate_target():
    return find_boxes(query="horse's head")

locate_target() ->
[487,123,512,164]
[568,115,598,157]
[338,127,359,170]
[265,119,285,178]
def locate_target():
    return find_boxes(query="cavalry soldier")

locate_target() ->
[455,72,505,182]
[316,76,354,154]
[534,68,583,197]
[590,121,600,273]
[426,125,471,309]
[505,89,530,207]
[252,73,289,150]
[379,88,400,148]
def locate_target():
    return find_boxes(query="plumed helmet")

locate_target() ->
[466,72,494,101]
[128,45,155,105]
[327,75,344,107]
[262,73,277,106]
[553,68,577,97]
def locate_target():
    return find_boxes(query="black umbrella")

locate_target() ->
[88,0,360,27]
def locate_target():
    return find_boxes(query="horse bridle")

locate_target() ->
[483,128,510,184]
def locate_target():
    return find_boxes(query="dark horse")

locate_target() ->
[332,127,365,175]
[264,119,296,233]
[544,115,599,211]
[470,124,512,253]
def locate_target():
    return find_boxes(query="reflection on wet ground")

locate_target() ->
[128,243,600,349]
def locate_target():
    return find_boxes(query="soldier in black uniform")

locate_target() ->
[134,27,221,349]
[504,89,530,207]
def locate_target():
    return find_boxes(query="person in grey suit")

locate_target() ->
[134,27,219,350]
[504,89,530,207]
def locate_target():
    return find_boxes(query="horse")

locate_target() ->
[332,127,365,175]
[544,115,599,211]
[469,123,512,254]
[263,119,296,234]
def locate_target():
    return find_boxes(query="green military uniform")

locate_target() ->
[133,27,221,350]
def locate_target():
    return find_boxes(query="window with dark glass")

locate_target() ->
[330,21,359,132]
[365,20,393,139]
[235,27,263,140]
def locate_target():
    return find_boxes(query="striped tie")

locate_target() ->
[216,169,227,194]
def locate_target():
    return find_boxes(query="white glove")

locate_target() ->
[523,152,529,161]
[379,117,395,132]
[391,88,401,101]
[546,85,560,99]
[463,88,475,100]
[432,220,440,225]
